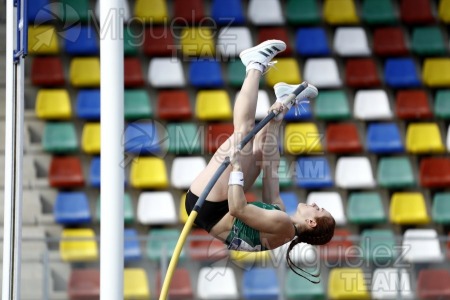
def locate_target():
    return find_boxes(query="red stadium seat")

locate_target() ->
[189,229,228,261]
[373,27,408,56]
[345,58,381,88]
[124,57,145,87]
[419,157,450,188]
[157,90,192,120]
[173,0,205,24]
[68,269,100,300]
[31,57,65,86]
[156,268,194,300]
[326,123,363,153]
[396,90,433,119]
[205,123,234,154]
[400,0,435,24]
[320,229,358,265]
[257,27,292,56]
[417,269,450,299]
[143,27,175,56]
[49,156,84,188]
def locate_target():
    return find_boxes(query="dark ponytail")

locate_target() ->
[286,215,336,283]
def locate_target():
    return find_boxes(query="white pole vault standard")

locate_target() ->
[100,1,124,299]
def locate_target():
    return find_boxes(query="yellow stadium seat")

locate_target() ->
[60,228,98,262]
[390,192,430,225]
[82,123,101,154]
[124,268,150,300]
[28,26,59,54]
[422,58,450,87]
[35,89,71,120]
[134,0,168,23]
[324,0,359,24]
[181,27,215,57]
[196,90,232,121]
[328,268,370,299]
[130,157,168,189]
[284,123,323,154]
[406,123,445,154]
[230,250,270,266]
[70,57,100,87]
[180,193,189,223]
[439,0,450,23]
[265,58,302,87]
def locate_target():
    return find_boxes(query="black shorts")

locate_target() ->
[185,190,229,233]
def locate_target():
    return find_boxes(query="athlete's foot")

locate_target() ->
[239,40,286,74]
[273,82,319,120]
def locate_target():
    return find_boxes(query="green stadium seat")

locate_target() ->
[412,27,447,56]
[432,193,450,224]
[314,90,351,120]
[347,192,386,224]
[228,61,265,88]
[123,27,138,56]
[255,157,292,188]
[361,0,397,24]
[377,156,415,188]
[42,122,78,153]
[286,0,321,24]
[60,0,89,23]
[124,89,152,120]
[167,122,202,155]
[434,90,450,119]
[360,229,397,265]
[285,269,325,299]
[147,228,185,262]
[96,193,135,224]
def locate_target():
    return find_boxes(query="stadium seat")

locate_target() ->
[148,58,185,87]
[76,89,100,120]
[167,122,202,155]
[60,0,89,23]
[157,90,191,120]
[195,90,232,121]
[130,157,168,189]
[173,0,205,23]
[306,192,346,225]
[439,0,450,22]
[137,191,177,225]
[81,123,100,154]
[97,193,135,224]
[371,269,414,299]
[68,269,100,300]
[402,229,444,263]
[412,27,447,56]
[347,192,386,224]
[147,228,185,262]
[27,0,50,23]
[286,0,321,24]
[64,26,99,55]
[242,268,279,300]
[396,89,433,119]
[323,0,359,24]
[70,57,100,87]
[377,157,415,188]
[283,101,312,121]
[434,90,450,119]
[189,228,228,261]
[124,122,162,155]
[335,156,376,188]
[123,269,149,300]
[31,57,64,86]
[255,90,271,120]
[373,27,409,56]
[54,191,91,225]
[124,57,144,87]
[314,90,351,120]
[279,192,298,216]
[295,157,333,189]
[42,122,78,153]
[28,26,59,55]
[211,0,245,25]
[417,269,450,300]
[254,156,292,188]
[155,268,194,299]
[248,0,284,25]
[143,27,174,56]
[49,156,84,188]
[123,229,142,262]
[334,27,370,56]
[303,58,342,88]
[257,27,292,57]
[181,27,215,57]
[284,123,323,154]
[345,58,381,88]
[406,123,445,153]
[366,123,404,154]
[400,0,435,24]
[361,0,397,24]
[35,89,71,120]
[171,157,206,189]
[320,229,356,264]
[179,193,189,223]
[328,268,369,299]
[420,157,450,188]
[124,89,152,120]
[384,58,421,88]
[285,269,325,299]
[432,193,450,224]
[217,27,252,57]
[354,90,393,120]
[227,60,248,87]
[360,229,396,264]
[326,123,363,153]
[390,192,430,225]
[134,0,167,23]
[423,58,450,87]
[60,228,98,262]
[295,27,330,56]
[189,60,224,88]
[89,156,100,187]
[123,27,138,56]
[205,123,233,154]
[197,267,238,300]
[265,58,301,87]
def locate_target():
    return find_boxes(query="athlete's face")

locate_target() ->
[295,203,332,228]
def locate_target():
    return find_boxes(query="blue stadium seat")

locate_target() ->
[384,58,421,88]
[189,60,224,88]
[280,192,299,216]
[76,89,100,120]
[28,0,51,23]
[124,229,142,262]
[124,122,161,155]
[366,123,404,154]
[242,268,279,300]
[284,102,312,121]
[89,156,100,188]
[295,28,330,56]
[64,26,99,55]
[211,0,245,25]
[54,192,91,225]
[296,157,333,188]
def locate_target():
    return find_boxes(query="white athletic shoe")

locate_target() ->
[274,82,319,110]
[239,40,286,73]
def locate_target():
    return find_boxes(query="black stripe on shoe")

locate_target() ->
[271,46,281,51]
[265,48,274,54]
[258,50,269,57]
